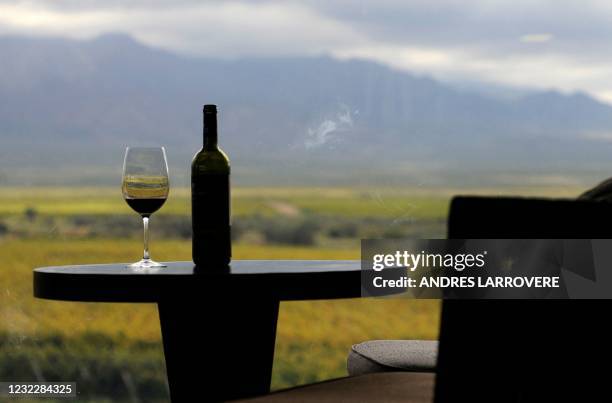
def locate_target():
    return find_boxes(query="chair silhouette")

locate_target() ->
[436,196,612,402]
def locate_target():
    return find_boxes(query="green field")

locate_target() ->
[0,185,580,401]
[0,185,581,217]
[0,239,440,396]
[0,186,453,218]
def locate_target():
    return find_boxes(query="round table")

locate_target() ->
[33,260,369,402]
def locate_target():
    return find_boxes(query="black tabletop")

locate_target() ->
[34,260,369,302]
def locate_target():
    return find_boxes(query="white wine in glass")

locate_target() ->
[122,147,169,268]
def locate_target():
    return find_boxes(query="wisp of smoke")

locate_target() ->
[304,104,354,149]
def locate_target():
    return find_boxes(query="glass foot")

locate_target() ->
[127,258,167,269]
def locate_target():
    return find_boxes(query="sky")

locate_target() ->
[1,0,612,102]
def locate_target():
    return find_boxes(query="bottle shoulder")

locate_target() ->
[192,147,230,172]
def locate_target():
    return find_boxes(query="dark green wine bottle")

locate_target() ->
[191,104,231,267]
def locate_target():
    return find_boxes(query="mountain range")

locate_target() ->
[1,33,612,186]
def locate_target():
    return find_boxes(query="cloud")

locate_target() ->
[0,1,363,57]
[520,33,553,43]
[581,131,612,142]
[2,1,612,102]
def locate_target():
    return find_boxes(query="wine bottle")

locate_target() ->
[191,104,231,267]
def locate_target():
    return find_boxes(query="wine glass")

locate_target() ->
[122,147,169,268]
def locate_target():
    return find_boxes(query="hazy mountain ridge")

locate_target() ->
[1,33,612,185]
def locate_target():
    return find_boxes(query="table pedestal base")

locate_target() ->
[158,296,279,402]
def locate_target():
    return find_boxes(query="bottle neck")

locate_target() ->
[203,113,218,150]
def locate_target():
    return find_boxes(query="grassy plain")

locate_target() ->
[0,186,452,218]
[0,239,439,394]
[0,185,581,217]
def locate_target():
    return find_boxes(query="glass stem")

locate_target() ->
[142,216,150,260]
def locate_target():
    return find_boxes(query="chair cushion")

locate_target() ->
[347,340,438,376]
[235,372,434,403]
